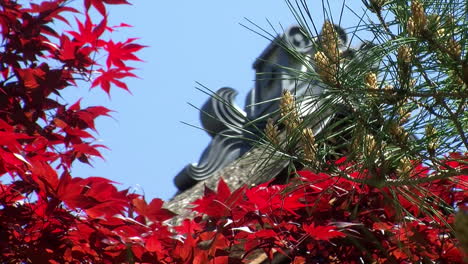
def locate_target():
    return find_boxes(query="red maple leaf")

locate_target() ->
[191,179,244,218]
[77,106,112,131]
[133,197,175,223]
[105,38,145,68]
[68,13,107,46]
[244,181,306,215]
[58,34,95,68]
[26,1,79,25]
[16,67,46,89]
[73,143,106,160]
[91,67,136,94]
[84,0,130,16]
[174,219,203,236]
[302,223,346,241]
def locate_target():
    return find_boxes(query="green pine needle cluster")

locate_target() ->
[257,0,467,254]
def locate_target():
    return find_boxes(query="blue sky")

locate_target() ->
[70,1,367,200]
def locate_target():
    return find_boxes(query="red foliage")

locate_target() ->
[0,0,467,263]
[0,0,152,262]
[183,158,467,263]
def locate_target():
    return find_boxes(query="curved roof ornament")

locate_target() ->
[174,88,247,191]
[200,87,246,137]
[174,24,352,192]
[174,129,247,191]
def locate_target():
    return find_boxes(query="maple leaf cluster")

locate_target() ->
[0,0,151,262]
[0,0,467,263]
[184,156,467,263]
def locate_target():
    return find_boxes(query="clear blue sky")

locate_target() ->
[70,1,367,200]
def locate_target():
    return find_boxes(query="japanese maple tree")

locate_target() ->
[183,156,467,263]
[0,0,161,262]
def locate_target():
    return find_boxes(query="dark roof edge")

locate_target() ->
[252,35,283,70]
